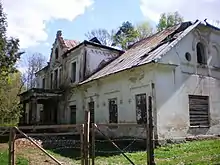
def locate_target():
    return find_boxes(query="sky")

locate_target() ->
[2,0,220,71]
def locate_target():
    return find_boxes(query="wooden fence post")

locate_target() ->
[84,110,90,165]
[91,123,95,165]
[81,124,85,165]
[8,127,16,165]
[147,96,156,165]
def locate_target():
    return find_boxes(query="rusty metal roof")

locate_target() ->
[63,39,79,49]
[81,21,200,84]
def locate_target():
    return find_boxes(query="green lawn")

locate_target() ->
[0,150,28,165]
[1,139,220,165]
[76,139,220,165]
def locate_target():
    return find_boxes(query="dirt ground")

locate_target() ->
[1,140,77,165]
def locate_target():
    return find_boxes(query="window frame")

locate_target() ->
[196,42,207,65]
[69,105,76,124]
[70,61,77,83]
[135,93,147,125]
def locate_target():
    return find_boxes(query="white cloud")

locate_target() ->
[140,0,220,23]
[2,0,93,48]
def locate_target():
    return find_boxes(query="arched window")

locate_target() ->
[55,47,59,59]
[196,42,206,64]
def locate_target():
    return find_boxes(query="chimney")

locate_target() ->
[56,30,62,38]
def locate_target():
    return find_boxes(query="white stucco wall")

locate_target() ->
[156,25,220,140]
[68,64,155,137]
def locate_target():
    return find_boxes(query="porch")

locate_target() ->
[19,88,63,125]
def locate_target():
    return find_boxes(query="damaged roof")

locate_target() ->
[80,21,201,84]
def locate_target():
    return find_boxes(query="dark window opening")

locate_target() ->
[88,101,95,126]
[71,62,76,83]
[55,48,59,59]
[70,105,76,124]
[108,98,118,124]
[135,93,147,124]
[189,95,209,127]
[196,42,206,64]
[50,73,53,89]
[59,68,62,86]
[54,69,58,88]
[42,78,45,89]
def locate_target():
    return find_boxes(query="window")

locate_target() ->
[196,42,206,64]
[135,94,147,124]
[54,69,58,88]
[70,105,76,124]
[59,68,62,86]
[88,101,95,125]
[71,62,76,83]
[55,48,59,59]
[42,78,45,89]
[50,73,53,89]
[108,98,118,123]
[189,95,209,127]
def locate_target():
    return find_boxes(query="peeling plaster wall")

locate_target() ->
[156,26,220,141]
[84,46,120,78]
[68,64,155,137]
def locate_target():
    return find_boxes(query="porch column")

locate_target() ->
[29,98,37,124]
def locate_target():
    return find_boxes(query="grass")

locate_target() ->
[0,150,28,165]
[71,139,220,165]
[1,139,220,164]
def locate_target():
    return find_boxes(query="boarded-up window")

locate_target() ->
[88,101,95,125]
[135,94,147,124]
[70,105,76,124]
[108,98,118,123]
[189,95,209,127]
[71,62,76,83]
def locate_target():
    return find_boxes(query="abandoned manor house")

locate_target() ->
[19,20,220,141]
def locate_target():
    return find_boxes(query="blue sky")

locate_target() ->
[25,0,153,58]
[2,0,220,70]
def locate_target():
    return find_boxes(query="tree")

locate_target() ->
[135,21,153,40]
[22,53,47,89]
[112,21,139,50]
[85,29,114,46]
[0,2,23,78]
[157,11,184,32]
[0,72,23,124]
[0,2,23,125]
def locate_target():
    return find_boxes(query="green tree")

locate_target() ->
[157,11,184,32]
[0,2,23,125]
[135,21,153,40]
[112,21,139,50]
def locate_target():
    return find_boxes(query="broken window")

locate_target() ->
[196,42,206,64]
[88,101,95,125]
[135,93,147,124]
[42,78,45,89]
[71,62,76,83]
[189,95,209,127]
[55,47,59,59]
[54,69,58,88]
[70,105,76,124]
[50,72,53,89]
[108,98,118,123]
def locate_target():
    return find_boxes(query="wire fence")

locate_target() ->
[90,123,149,165]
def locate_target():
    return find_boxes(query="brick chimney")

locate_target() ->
[56,30,62,38]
